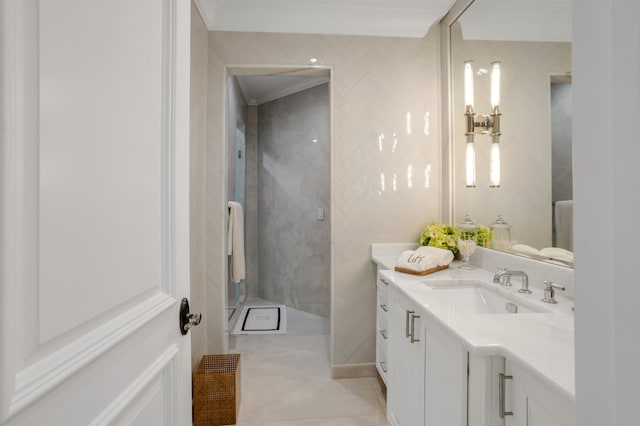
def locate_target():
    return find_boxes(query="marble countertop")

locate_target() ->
[377,260,575,401]
[371,255,397,270]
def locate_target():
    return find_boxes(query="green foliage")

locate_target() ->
[418,222,460,255]
[477,225,492,248]
[418,222,493,253]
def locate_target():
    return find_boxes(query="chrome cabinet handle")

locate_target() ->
[379,361,387,373]
[379,303,388,312]
[380,329,388,340]
[380,278,389,286]
[499,373,514,418]
[405,310,412,337]
[410,313,420,343]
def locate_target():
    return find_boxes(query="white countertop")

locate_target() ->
[378,261,576,401]
[371,255,397,270]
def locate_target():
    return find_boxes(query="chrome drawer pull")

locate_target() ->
[410,313,420,343]
[380,329,388,340]
[379,303,388,312]
[499,373,514,418]
[405,310,413,338]
[379,361,387,373]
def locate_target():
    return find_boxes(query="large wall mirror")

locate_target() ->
[444,0,573,267]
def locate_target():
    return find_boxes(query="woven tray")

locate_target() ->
[394,264,449,276]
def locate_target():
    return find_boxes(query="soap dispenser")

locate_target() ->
[490,215,512,252]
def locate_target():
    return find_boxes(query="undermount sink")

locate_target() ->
[425,280,546,315]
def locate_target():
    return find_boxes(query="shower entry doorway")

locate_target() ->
[223,66,332,340]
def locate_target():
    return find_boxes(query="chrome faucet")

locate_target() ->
[493,269,531,293]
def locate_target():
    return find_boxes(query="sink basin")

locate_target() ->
[426,280,545,315]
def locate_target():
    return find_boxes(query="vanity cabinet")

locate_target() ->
[424,320,467,426]
[502,361,576,426]
[387,285,467,426]
[387,289,426,426]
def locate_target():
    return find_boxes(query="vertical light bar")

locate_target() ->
[466,138,476,187]
[490,61,501,187]
[464,61,475,109]
[491,61,501,109]
[490,138,500,187]
[465,60,476,188]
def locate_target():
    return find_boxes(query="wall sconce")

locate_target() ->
[464,60,502,187]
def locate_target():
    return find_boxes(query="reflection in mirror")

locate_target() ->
[450,0,573,267]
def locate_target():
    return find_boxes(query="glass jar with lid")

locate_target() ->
[490,215,512,251]
[458,214,478,270]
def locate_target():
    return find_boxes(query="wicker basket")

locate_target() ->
[193,354,241,426]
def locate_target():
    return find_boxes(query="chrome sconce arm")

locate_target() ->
[467,107,500,136]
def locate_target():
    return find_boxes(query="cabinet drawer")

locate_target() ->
[376,340,388,384]
[377,272,391,292]
[377,312,389,343]
[377,288,389,318]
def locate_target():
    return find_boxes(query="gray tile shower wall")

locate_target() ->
[257,83,331,318]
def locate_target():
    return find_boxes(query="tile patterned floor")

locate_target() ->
[228,300,389,425]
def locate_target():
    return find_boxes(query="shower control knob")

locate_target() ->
[179,298,202,335]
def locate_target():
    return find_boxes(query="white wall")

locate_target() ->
[574,0,640,424]
[189,1,208,370]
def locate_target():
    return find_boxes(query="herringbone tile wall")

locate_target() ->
[206,30,442,366]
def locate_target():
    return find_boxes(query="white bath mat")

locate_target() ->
[231,305,287,335]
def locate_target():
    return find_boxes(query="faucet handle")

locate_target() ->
[493,267,512,286]
[542,280,565,304]
[493,267,508,283]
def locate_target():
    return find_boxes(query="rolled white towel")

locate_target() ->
[540,247,574,262]
[396,246,454,272]
[510,244,541,257]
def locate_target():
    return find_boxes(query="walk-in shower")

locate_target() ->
[223,68,332,335]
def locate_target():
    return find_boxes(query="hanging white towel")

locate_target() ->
[227,201,246,283]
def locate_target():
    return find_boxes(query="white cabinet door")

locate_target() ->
[425,322,467,426]
[505,361,576,426]
[388,293,425,426]
[0,1,193,424]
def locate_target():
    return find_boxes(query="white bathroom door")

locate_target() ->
[0,1,193,425]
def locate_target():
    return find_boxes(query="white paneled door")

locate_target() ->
[1,0,193,425]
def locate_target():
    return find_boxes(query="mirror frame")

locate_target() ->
[440,0,474,225]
